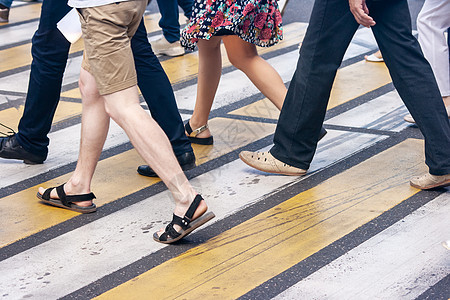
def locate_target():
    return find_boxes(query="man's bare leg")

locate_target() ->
[38,68,110,207]
[100,76,207,230]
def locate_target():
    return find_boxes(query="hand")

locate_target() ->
[349,0,376,28]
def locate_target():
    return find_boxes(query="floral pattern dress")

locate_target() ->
[181,0,283,50]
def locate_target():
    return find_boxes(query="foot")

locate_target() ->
[0,7,9,23]
[137,151,196,177]
[0,134,46,164]
[364,50,383,62]
[37,184,96,213]
[185,120,213,145]
[403,114,415,123]
[151,36,185,57]
[154,194,215,244]
[410,172,450,190]
[239,151,307,176]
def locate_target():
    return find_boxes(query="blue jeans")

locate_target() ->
[270,0,450,176]
[0,0,12,8]
[156,0,193,42]
[16,0,192,159]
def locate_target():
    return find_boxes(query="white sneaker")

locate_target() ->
[151,36,185,57]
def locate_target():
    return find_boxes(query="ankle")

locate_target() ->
[65,178,91,195]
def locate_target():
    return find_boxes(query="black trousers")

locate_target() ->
[16,0,192,159]
[270,0,450,175]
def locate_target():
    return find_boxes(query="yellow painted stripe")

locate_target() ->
[0,107,23,132]
[95,139,426,300]
[0,118,276,247]
[328,60,390,109]
[231,60,391,119]
[0,3,41,26]
[0,13,167,73]
[0,101,82,131]
[60,22,308,99]
[230,97,279,120]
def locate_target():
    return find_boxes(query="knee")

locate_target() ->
[78,75,100,104]
[228,53,257,71]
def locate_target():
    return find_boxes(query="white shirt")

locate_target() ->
[68,0,129,8]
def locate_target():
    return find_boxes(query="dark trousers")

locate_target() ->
[16,0,192,159]
[270,0,450,176]
[156,0,193,43]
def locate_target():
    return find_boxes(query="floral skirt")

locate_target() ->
[181,0,283,50]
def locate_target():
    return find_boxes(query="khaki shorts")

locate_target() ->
[77,1,147,95]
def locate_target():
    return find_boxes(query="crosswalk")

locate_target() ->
[0,2,449,299]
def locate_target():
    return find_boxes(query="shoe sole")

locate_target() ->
[188,135,214,145]
[24,159,45,164]
[154,49,185,57]
[239,153,307,176]
[410,179,450,190]
[37,192,97,213]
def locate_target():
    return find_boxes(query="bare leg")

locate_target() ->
[38,68,110,207]
[102,83,206,226]
[223,35,286,110]
[443,96,450,113]
[189,36,222,138]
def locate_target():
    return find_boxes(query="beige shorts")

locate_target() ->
[77,1,147,95]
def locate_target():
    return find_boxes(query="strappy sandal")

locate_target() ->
[153,194,215,244]
[37,184,97,214]
[185,120,214,145]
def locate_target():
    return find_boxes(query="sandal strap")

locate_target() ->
[158,195,204,241]
[42,187,55,200]
[54,184,96,207]
[159,214,183,241]
[184,194,203,221]
[55,184,69,206]
[66,193,96,203]
[186,121,208,138]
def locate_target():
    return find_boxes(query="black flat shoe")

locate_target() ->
[137,151,196,177]
[0,133,46,164]
[185,120,213,145]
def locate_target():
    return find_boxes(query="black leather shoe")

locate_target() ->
[137,151,196,177]
[0,134,46,164]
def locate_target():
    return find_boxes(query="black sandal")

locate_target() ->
[185,120,214,145]
[37,184,97,214]
[153,194,215,244]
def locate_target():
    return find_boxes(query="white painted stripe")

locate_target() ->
[0,119,130,188]
[0,56,82,93]
[0,21,38,48]
[325,90,410,132]
[274,192,450,300]
[0,94,22,105]
[0,130,386,299]
[0,33,378,188]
